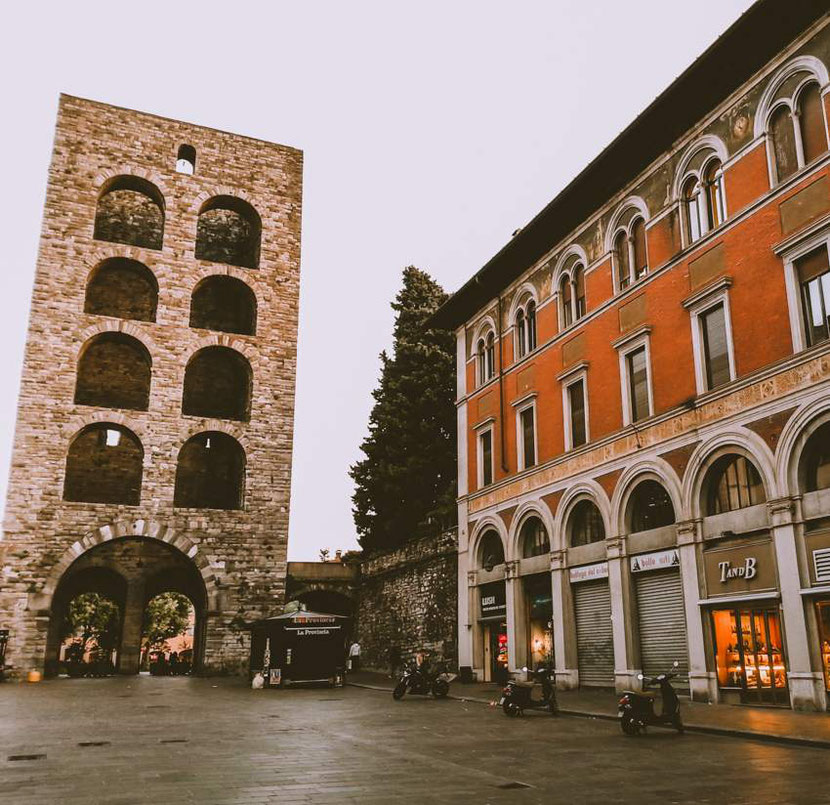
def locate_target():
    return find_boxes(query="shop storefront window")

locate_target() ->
[524,573,553,669]
[816,601,830,692]
[712,608,788,705]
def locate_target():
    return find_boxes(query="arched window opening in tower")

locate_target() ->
[174,431,246,510]
[84,258,158,322]
[74,333,152,411]
[189,276,257,335]
[63,424,144,505]
[93,176,164,250]
[195,195,261,269]
[181,346,252,421]
[176,144,197,175]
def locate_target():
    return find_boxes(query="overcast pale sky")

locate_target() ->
[1,1,755,560]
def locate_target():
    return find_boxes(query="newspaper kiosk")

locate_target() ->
[249,610,348,687]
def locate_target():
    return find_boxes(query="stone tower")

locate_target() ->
[1,95,302,675]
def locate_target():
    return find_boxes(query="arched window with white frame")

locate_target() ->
[755,57,830,187]
[473,321,497,387]
[607,198,649,293]
[674,137,729,247]
[512,289,538,359]
[554,250,588,330]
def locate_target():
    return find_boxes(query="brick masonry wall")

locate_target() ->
[0,95,302,675]
[356,531,458,672]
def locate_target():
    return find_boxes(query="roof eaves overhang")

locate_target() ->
[428,0,829,331]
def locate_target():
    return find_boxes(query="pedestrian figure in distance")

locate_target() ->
[349,640,361,672]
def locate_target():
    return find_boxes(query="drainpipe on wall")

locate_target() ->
[497,294,508,473]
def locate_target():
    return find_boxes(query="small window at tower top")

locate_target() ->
[176,144,196,175]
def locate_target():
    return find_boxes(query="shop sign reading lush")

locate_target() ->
[479,581,506,618]
[630,549,680,573]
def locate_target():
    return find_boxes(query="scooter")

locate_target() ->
[392,660,453,700]
[618,661,684,736]
[499,666,558,716]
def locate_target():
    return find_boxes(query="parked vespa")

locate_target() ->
[618,661,684,735]
[392,659,453,700]
[499,666,558,716]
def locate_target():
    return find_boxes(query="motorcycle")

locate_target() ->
[618,661,684,736]
[499,666,558,716]
[392,660,453,700]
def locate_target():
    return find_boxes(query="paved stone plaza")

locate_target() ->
[2,677,829,804]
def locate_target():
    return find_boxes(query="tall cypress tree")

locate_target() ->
[350,266,456,554]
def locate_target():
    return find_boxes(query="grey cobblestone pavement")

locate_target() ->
[1,675,829,804]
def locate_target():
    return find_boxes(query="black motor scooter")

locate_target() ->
[618,661,684,735]
[499,666,558,716]
[392,660,453,700]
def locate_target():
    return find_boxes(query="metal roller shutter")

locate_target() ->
[574,580,614,687]
[635,569,689,685]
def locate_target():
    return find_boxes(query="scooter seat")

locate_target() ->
[622,691,653,701]
[512,681,535,689]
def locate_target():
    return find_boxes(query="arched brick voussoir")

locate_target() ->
[37,518,218,602]
[58,411,150,445]
[76,321,158,357]
[93,167,169,199]
[190,332,257,359]
[170,421,251,457]
[192,264,264,290]
[82,248,171,290]
[190,186,256,214]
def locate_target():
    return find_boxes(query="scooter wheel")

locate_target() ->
[392,681,407,700]
[432,678,449,698]
[620,715,638,736]
[503,700,520,717]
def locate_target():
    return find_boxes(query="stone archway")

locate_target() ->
[44,535,209,676]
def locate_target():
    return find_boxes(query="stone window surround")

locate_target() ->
[613,325,655,426]
[475,417,496,490]
[558,361,590,452]
[776,218,830,353]
[512,393,538,471]
[682,277,736,395]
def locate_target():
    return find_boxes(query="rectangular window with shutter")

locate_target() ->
[701,304,731,390]
[797,246,830,346]
[569,380,587,448]
[626,347,650,422]
[480,429,493,487]
[519,406,536,470]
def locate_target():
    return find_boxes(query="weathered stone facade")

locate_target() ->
[0,95,302,676]
[356,531,458,671]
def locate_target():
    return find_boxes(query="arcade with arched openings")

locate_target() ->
[44,535,208,677]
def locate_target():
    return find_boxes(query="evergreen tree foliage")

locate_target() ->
[350,266,456,554]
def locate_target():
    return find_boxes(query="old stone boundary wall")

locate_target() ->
[355,530,457,672]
